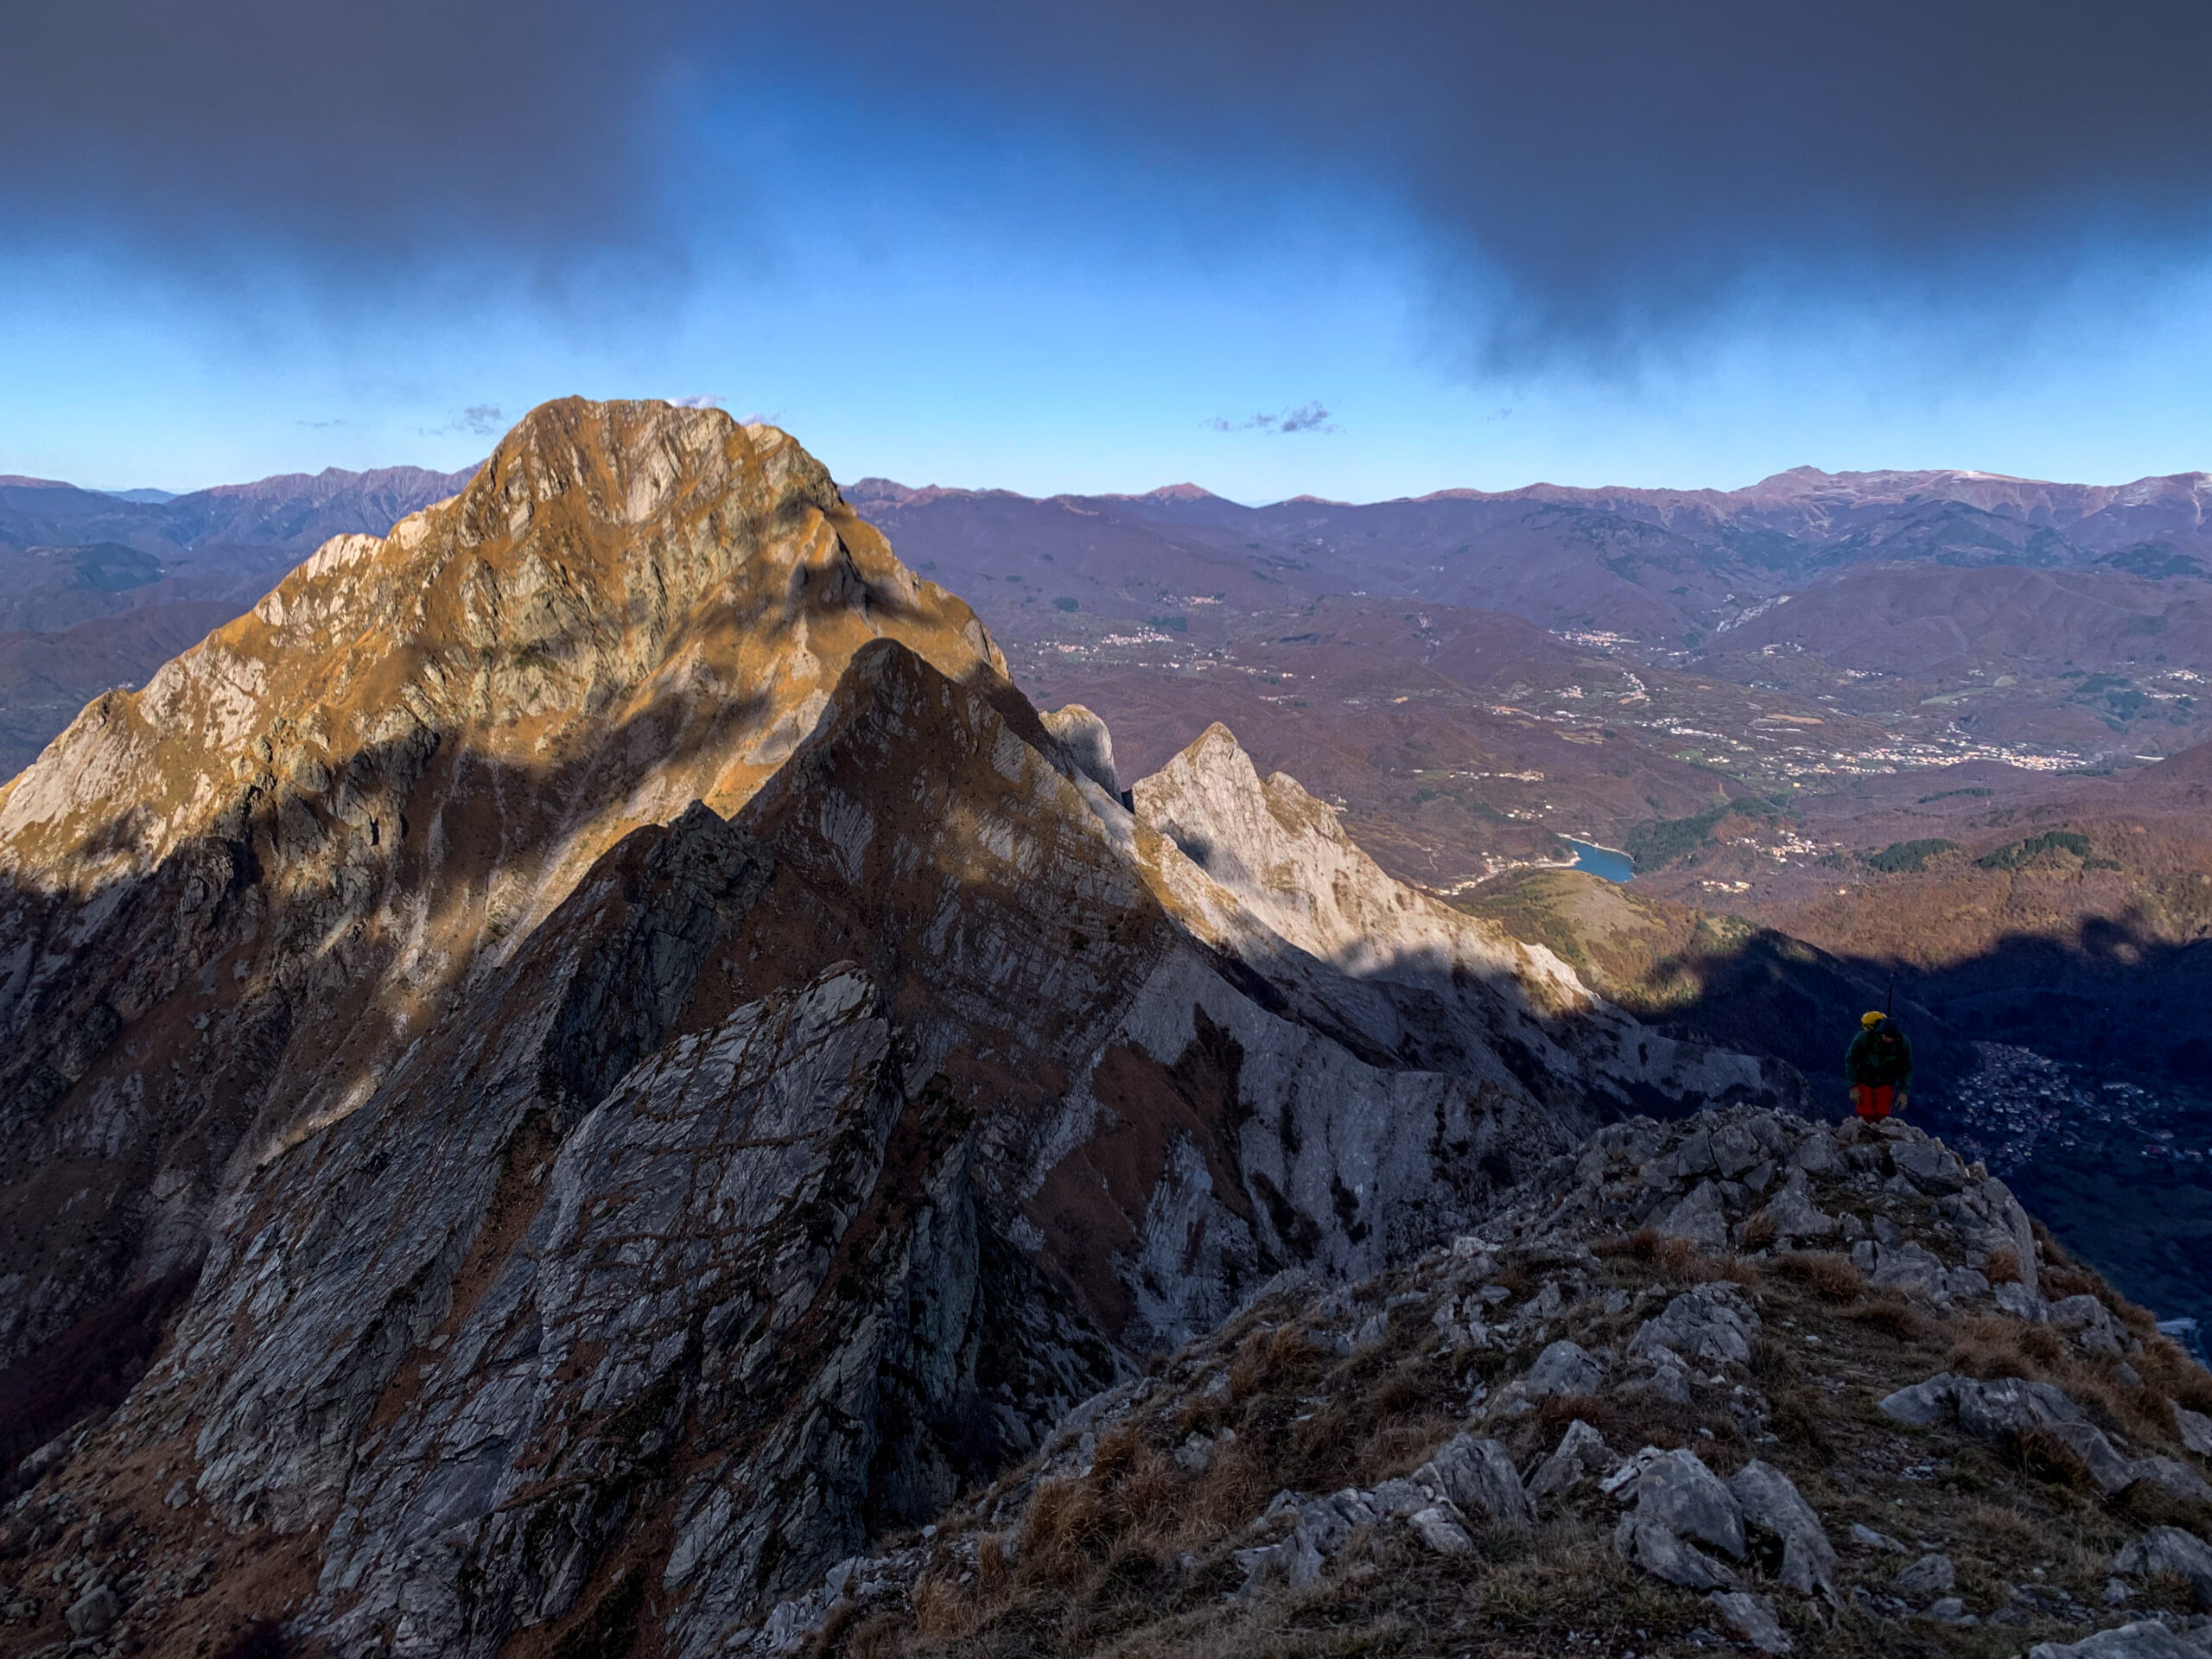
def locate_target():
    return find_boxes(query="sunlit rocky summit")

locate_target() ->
[2,403,2207,1659]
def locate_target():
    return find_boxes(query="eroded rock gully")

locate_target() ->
[0,400,2081,1659]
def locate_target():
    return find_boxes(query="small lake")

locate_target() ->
[1563,837,1635,883]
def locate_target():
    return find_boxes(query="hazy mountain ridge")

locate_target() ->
[0,464,479,559]
[856,462,2212,617]
[0,466,485,775]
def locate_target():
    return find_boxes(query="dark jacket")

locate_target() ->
[1845,1021,1913,1088]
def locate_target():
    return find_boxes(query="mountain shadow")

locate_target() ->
[1467,868,2212,1332]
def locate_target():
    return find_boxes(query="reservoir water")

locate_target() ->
[1563,837,1635,883]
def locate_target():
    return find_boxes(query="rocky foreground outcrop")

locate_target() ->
[713,1108,2212,1659]
[0,402,1796,1658]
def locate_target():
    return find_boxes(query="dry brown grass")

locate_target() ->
[1948,1312,2037,1382]
[1088,1423,1144,1487]
[2012,1424,2098,1495]
[1106,1448,1179,1536]
[1527,1387,1705,1461]
[1527,1392,1617,1451]
[1963,1499,2043,1550]
[844,1618,915,1654]
[1185,1438,1269,1535]
[1766,1387,1836,1456]
[1606,1227,1765,1290]
[1359,1414,1459,1486]
[1361,1357,1435,1424]
[1715,1254,1764,1291]
[2024,1350,2180,1448]
[1740,1208,1778,1253]
[1649,1235,1707,1281]
[2151,1568,2208,1611]
[909,1576,969,1639]
[1848,1292,1929,1341]
[2142,1336,2212,1415]
[2112,1298,2162,1342]
[2112,1478,2212,1539]
[1986,1244,2023,1285]
[1749,1335,1803,1384]
[1228,1323,1321,1403]
[1019,1477,1109,1587]
[975,1532,1013,1599]
[1470,1517,1698,1640]
[1770,1250,1866,1302]
[2042,1263,2103,1300]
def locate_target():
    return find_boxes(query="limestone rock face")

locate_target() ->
[0,397,1005,1374]
[1039,702,1120,796]
[1132,722,1802,1125]
[0,402,1812,1659]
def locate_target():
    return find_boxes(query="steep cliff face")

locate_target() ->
[1131,722,1808,1125]
[0,397,1002,1374]
[0,402,1803,1659]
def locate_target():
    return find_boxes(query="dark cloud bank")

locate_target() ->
[9,1,2212,357]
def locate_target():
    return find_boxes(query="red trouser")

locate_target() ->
[1854,1084,1896,1120]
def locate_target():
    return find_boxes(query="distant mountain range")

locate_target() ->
[846,464,2212,649]
[0,463,480,559]
[0,464,479,772]
[1,453,2208,845]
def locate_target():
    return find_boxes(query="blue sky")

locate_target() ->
[6,2,2212,501]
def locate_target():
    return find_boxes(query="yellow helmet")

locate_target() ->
[1861,1010,1885,1027]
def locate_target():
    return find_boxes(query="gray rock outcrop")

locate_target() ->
[1416,1433,1534,1529]
[2117,1528,2212,1609]
[1528,1419,1615,1502]
[1707,1589,1794,1654]
[1895,1553,1956,1596]
[1726,1460,1836,1599]
[1630,1285,1756,1368]
[1613,1448,1745,1589]
[2027,1624,2212,1659]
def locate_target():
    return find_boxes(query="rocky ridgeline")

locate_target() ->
[706,1106,2212,1659]
[0,402,1825,1659]
[0,397,1008,1383]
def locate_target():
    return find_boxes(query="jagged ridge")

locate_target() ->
[0,401,1853,1659]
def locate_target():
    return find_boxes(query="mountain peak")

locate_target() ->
[841,475,922,506]
[1094,481,1221,503]
[0,396,1002,925]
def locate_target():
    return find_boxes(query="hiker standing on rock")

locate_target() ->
[1846,1010,1912,1120]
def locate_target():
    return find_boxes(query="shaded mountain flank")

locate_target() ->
[0,401,1803,1659]
[1459,856,2212,1345]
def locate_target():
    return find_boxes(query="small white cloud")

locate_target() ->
[670,394,723,409]
[416,404,505,440]
[1205,402,1338,435]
